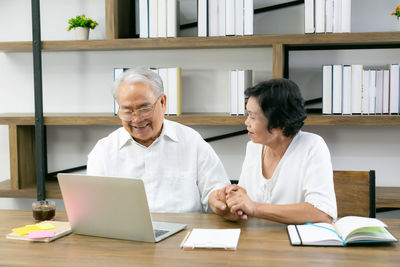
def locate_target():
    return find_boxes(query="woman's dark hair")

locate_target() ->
[244,78,307,137]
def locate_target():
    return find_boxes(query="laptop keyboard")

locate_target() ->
[154,229,169,238]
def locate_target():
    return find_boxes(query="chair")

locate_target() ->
[333,170,376,218]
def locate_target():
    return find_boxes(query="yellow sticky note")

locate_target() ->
[12,225,42,236]
[36,223,55,230]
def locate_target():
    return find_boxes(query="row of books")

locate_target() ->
[139,0,179,38]
[113,67,182,116]
[157,67,182,115]
[322,64,400,115]
[198,0,254,37]
[305,0,351,34]
[230,70,252,115]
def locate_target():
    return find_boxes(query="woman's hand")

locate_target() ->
[226,185,256,217]
[209,186,248,221]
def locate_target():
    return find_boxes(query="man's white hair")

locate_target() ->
[112,68,164,99]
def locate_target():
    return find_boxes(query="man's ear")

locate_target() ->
[160,94,167,112]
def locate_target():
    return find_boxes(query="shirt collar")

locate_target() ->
[118,119,179,150]
[162,119,179,143]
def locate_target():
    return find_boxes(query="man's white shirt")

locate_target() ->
[87,119,230,213]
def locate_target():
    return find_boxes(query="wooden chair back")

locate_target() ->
[333,170,376,218]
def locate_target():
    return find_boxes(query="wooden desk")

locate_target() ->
[0,210,399,266]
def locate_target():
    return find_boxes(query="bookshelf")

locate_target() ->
[0,1,400,204]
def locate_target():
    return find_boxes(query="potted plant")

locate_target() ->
[391,5,400,21]
[67,14,99,40]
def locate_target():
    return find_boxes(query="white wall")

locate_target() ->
[1,0,400,209]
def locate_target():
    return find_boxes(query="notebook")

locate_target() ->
[180,228,241,250]
[57,173,186,242]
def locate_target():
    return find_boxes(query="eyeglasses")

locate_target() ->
[118,95,161,121]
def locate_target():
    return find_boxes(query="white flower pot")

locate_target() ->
[74,27,89,40]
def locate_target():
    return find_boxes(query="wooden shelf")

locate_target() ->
[2,113,400,126]
[0,114,35,125]
[2,32,400,52]
[43,113,247,126]
[305,115,400,126]
[0,41,32,52]
[0,113,247,126]
[0,179,61,199]
[377,187,400,208]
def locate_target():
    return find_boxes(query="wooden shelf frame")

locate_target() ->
[3,112,399,199]
[2,113,400,127]
[0,180,61,199]
[2,32,400,52]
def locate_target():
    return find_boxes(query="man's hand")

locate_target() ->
[208,188,229,216]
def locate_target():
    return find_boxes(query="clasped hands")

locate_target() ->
[210,184,256,221]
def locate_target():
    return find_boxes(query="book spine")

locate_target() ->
[226,0,235,35]
[149,0,158,38]
[325,0,334,33]
[167,0,179,37]
[375,70,383,114]
[332,64,343,114]
[198,0,208,36]
[315,0,325,33]
[341,0,351,33]
[342,65,352,115]
[176,67,182,116]
[139,0,149,38]
[383,70,390,114]
[218,0,226,36]
[243,0,253,35]
[235,0,244,36]
[230,70,238,115]
[208,0,219,36]
[390,64,399,114]
[351,64,362,114]
[158,0,167,38]
[369,70,376,114]
[333,0,342,33]
[113,68,128,115]
[362,69,370,115]
[322,65,333,114]
[237,70,245,115]
[304,0,315,33]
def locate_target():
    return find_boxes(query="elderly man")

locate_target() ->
[87,68,230,213]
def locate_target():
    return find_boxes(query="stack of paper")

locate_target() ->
[6,221,71,242]
[181,228,241,250]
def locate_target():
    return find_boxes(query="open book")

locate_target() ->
[287,216,398,246]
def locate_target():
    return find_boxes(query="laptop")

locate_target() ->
[57,173,186,242]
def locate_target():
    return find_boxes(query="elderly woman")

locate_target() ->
[211,78,337,224]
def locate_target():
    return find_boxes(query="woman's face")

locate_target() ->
[245,96,281,145]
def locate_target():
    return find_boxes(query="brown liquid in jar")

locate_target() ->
[33,207,55,221]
